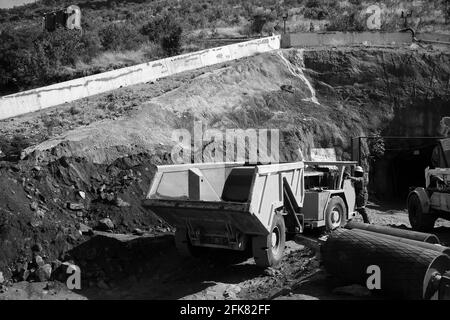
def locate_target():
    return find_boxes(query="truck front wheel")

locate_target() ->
[325,196,347,231]
[252,214,286,268]
[408,193,437,231]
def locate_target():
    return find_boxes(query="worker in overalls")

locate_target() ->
[347,166,370,224]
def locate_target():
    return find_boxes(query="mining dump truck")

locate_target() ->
[143,161,357,267]
[407,138,450,231]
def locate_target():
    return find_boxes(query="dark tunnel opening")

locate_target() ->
[360,99,450,202]
[369,138,440,201]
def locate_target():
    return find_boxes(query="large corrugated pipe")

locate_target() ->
[352,229,450,256]
[322,228,450,299]
[345,221,440,244]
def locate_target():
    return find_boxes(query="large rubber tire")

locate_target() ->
[252,214,286,268]
[408,193,437,232]
[325,196,347,231]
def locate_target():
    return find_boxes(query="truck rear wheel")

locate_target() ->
[325,196,347,231]
[408,193,437,231]
[252,214,286,268]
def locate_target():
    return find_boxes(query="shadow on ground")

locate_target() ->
[68,232,265,300]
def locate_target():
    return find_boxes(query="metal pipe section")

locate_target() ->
[345,221,440,244]
[322,229,450,299]
[352,229,450,256]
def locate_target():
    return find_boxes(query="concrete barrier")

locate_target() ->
[283,32,412,48]
[417,32,450,44]
[0,35,281,120]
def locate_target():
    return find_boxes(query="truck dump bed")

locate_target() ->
[142,162,305,240]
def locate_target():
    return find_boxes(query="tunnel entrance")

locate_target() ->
[351,99,450,201]
[352,137,446,201]
[368,138,440,201]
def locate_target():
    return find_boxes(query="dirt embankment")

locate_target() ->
[14,46,450,165]
[0,45,449,283]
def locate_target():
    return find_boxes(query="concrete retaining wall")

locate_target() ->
[0,35,280,120]
[417,32,450,44]
[282,32,412,48]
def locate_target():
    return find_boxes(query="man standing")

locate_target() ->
[347,166,370,223]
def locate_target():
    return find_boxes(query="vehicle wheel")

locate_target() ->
[325,196,347,231]
[174,228,194,257]
[252,214,286,268]
[408,193,436,231]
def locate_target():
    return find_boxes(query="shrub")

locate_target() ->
[69,105,82,115]
[303,7,328,20]
[79,31,102,62]
[0,25,102,94]
[37,28,87,66]
[250,14,267,34]
[99,22,145,51]
[141,14,183,56]
[305,0,321,8]
[0,134,31,161]
[248,8,275,35]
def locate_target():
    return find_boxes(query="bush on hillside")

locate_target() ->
[0,27,101,94]
[326,12,365,32]
[38,28,87,66]
[303,7,328,20]
[305,0,321,8]
[99,22,145,51]
[248,7,276,35]
[141,14,183,55]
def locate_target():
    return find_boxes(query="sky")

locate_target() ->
[0,0,36,9]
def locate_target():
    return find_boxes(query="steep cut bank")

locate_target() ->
[0,46,449,279]
[20,47,450,165]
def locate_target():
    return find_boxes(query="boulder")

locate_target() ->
[68,202,85,211]
[36,264,52,282]
[30,201,39,211]
[34,255,45,267]
[77,223,93,235]
[132,228,144,236]
[96,218,115,231]
[115,197,130,207]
